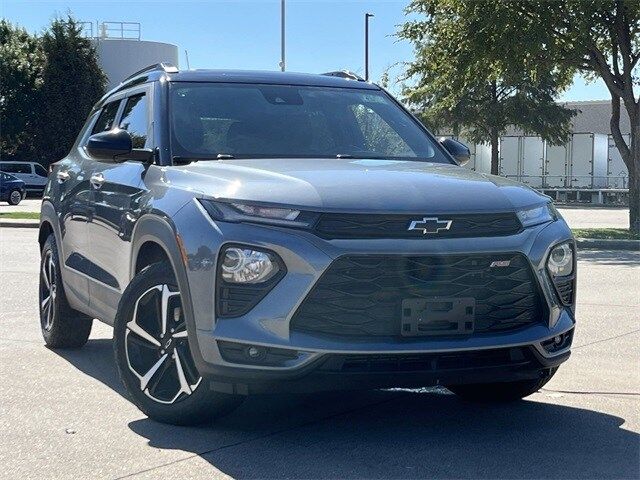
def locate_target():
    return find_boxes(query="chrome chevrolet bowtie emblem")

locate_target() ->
[408,217,453,234]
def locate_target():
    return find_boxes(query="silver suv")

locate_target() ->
[39,64,576,425]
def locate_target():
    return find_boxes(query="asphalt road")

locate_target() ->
[0,227,638,480]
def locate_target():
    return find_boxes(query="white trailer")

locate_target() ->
[607,134,630,188]
[544,142,569,188]
[569,133,608,188]
[520,136,545,188]
[499,136,520,180]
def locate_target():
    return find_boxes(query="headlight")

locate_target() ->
[201,199,318,228]
[516,203,556,227]
[220,246,280,284]
[547,243,573,277]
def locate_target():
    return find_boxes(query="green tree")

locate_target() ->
[398,0,576,176]
[0,20,43,160]
[37,16,106,167]
[511,0,640,233]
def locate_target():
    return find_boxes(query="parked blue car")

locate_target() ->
[0,172,26,205]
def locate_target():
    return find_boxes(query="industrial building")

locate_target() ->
[440,101,632,204]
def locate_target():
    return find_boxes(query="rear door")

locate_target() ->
[86,85,151,322]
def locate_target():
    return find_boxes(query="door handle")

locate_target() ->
[56,171,70,183]
[90,173,105,189]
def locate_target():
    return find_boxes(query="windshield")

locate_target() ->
[169,82,450,163]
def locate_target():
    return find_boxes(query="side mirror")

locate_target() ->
[439,138,471,166]
[86,129,153,163]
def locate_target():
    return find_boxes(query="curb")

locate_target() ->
[0,219,39,229]
[575,238,640,251]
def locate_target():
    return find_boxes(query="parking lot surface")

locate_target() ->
[0,227,638,479]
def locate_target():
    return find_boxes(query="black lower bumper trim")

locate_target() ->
[205,345,570,395]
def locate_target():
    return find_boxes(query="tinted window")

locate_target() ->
[0,163,31,174]
[169,83,448,162]
[119,94,148,148]
[92,101,121,134]
[34,164,48,177]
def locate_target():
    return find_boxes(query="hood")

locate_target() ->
[165,158,547,213]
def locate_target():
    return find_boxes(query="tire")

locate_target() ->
[8,189,22,205]
[113,262,242,425]
[447,368,557,402]
[39,234,93,348]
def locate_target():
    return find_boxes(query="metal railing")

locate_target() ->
[81,21,141,40]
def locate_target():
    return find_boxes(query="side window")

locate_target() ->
[92,101,121,134]
[34,164,48,177]
[0,163,18,173]
[13,164,32,174]
[119,94,149,149]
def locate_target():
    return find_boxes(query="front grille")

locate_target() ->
[290,253,543,338]
[320,347,533,373]
[313,212,522,239]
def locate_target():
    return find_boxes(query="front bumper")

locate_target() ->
[172,199,576,389]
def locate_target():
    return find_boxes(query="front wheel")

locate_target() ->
[113,262,242,425]
[447,368,557,402]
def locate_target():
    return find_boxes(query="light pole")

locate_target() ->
[280,0,286,71]
[364,12,374,81]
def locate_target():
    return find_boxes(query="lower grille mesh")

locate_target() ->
[290,253,543,338]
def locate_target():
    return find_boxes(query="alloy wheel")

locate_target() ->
[10,190,22,204]
[40,250,57,331]
[124,284,202,404]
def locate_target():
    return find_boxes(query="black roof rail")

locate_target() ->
[321,70,366,82]
[121,62,178,84]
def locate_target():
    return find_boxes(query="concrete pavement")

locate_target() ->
[0,228,638,479]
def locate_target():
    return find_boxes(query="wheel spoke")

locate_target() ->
[41,294,51,310]
[41,261,50,289]
[140,354,168,391]
[160,285,171,337]
[48,257,54,287]
[127,320,161,347]
[173,350,192,396]
[172,330,188,338]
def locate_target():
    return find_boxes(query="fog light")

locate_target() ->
[220,247,279,284]
[247,346,262,358]
[547,243,573,277]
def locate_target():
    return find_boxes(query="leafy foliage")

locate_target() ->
[37,17,107,165]
[397,0,577,174]
[0,20,43,160]
[0,16,106,168]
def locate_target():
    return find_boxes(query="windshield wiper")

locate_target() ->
[336,153,354,159]
[172,154,235,165]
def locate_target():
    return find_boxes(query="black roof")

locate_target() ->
[165,69,378,89]
[96,66,379,110]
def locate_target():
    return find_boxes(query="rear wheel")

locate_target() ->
[447,368,557,402]
[8,189,22,205]
[113,262,241,425]
[39,234,93,348]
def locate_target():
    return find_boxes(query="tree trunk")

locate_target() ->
[490,129,500,175]
[629,124,639,234]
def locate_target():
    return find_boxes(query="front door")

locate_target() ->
[86,87,152,322]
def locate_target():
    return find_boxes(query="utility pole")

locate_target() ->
[364,12,374,81]
[280,0,286,71]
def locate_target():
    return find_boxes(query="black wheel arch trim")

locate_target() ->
[129,214,209,375]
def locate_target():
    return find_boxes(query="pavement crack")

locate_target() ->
[113,394,404,480]
[573,328,640,349]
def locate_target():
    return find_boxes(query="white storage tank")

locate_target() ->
[607,134,630,188]
[95,39,179,90]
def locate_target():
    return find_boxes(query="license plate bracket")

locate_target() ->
[401,297,475,337]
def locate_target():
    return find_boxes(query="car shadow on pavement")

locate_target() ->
[55,338,640,479]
